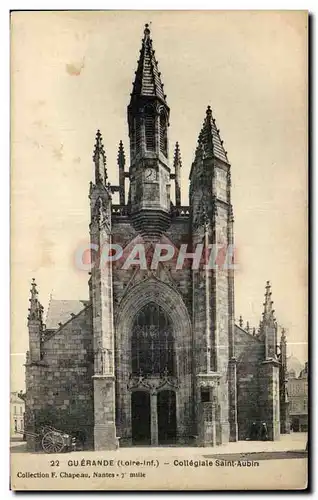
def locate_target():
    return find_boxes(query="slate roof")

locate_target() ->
[10,392,25,404]
[199,106,229,164]
[131,24,166,103]
[45,299,87,330]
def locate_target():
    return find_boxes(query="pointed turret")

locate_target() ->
[28,278,44,323]
[117,140,126,205]
[173,142,182,206]
[259,281,278,359]
[280,328,287,366]
[279,328,290,433]
[258,283,281,439]
[262,281,276,325]
[190,106,229,183]
[130,24,166,104]
[27,278,44,362]
[199,106,229,163]
[93,130,108,185]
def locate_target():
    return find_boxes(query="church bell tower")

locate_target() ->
[127,24,171,238]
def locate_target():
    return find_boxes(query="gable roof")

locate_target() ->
[45,299,87,330]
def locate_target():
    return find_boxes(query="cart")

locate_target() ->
[17,425,76,453]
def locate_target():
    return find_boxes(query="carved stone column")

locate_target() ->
[93,374,117,450]
[229,357,238,441]
[151,391,158,446]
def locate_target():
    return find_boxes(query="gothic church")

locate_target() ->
[25,24,289,450]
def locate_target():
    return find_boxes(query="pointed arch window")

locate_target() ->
[144,106,156,152]
[131,302,175,376]
[160,110,168,156]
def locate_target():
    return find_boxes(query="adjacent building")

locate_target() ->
[288,362,308,432]
[10,392,25,438]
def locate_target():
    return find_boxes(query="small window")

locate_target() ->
[201,388,210,403]
[20,407,22,415]
[14,406,17,415]
[14,419,17,432]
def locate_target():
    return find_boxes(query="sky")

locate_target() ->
[11,11,308,391]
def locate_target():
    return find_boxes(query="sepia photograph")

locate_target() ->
[10,10,308,490]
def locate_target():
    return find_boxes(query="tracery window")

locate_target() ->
[131,302,175,376]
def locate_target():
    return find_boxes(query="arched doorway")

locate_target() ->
[115,278,193,444]
[157,390,177,444]
[131,391,151,445]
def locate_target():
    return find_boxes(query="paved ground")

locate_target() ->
[11,432,307,458]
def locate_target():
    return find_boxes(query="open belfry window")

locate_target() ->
[144,106,156,151]
[131,302,175,376]
[159,110,168,156]
[135,116,142,155]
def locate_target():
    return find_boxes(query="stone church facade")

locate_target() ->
[25,24,289,450]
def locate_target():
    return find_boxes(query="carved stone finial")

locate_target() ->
[206,105,212,119]
[144,23,151,37]
[93,129,107,185]
[28,278,43,323]
[117,140,125,168]
[173,141,182,169]
[263,280,275,319]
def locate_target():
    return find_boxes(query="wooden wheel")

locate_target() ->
[41,430,65,453]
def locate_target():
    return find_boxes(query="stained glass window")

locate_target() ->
[131,302,175,375]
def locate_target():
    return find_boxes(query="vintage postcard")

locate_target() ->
[10,10,308,491]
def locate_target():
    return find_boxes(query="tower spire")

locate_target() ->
[117,140,126,205]
[126,24,171,236]
[174,142,182,207]
[130,24,167,103]
[93,129,107,185]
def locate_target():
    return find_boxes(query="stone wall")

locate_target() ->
[25,306,94,449]
[258,360,280,441]
[235,325,264,440]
